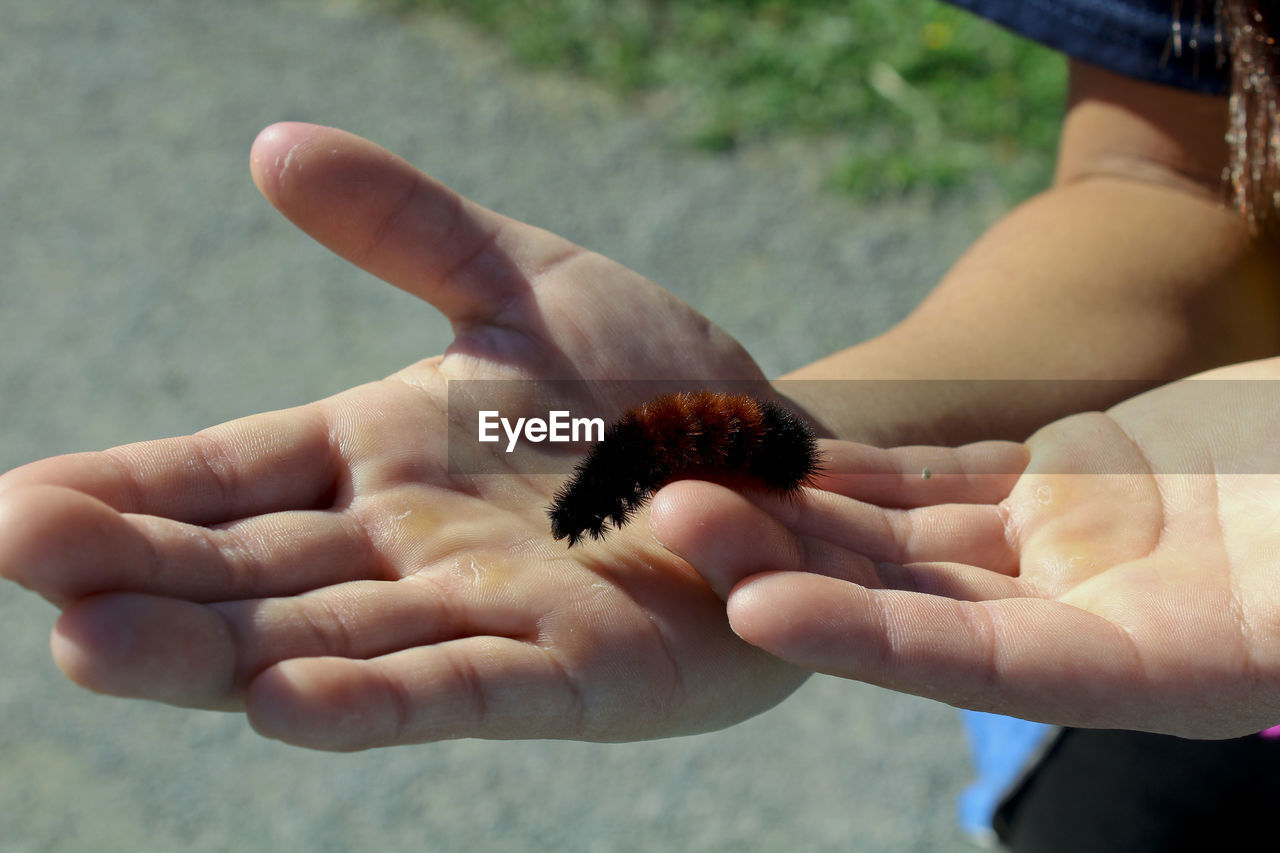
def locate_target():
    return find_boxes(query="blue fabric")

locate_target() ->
[941,0,1228,94]
[956,711,1059,844]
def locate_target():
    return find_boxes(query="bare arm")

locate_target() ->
[783,61,1280,447]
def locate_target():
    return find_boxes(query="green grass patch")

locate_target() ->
[381,0,1066,201]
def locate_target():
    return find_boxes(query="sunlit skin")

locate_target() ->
[4,57,1280,751]
[654,360,1280,739]
[0,123,809,750]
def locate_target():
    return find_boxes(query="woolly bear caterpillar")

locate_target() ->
[548,391,820,546]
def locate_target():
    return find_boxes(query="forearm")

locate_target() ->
[779,61,1280,448]
[780,177,1280,446]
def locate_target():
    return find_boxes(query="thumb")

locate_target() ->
[249,122,575,326]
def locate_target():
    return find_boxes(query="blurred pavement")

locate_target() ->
[1,1,1003,850]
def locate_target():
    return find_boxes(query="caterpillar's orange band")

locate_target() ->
[548,392,820,546]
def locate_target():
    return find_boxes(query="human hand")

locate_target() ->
[0,123,807,750]
[653,359,1280,738]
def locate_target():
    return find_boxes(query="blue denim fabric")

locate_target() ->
[956,711,1059,844]
[942,0,1228,93]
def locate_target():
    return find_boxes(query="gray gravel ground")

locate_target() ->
[2,1,1008,850]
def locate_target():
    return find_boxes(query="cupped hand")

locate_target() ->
[653,359,1280,738]
[0,123,807,750]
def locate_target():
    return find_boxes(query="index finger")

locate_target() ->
[0,405,337,524]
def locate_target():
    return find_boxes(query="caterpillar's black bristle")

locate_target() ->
[547,392,819,547]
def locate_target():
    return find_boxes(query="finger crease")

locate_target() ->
[445,646,489,729]
[304,595,356,660]
[438,223,507,308]
[357,171,426,269]
[188,432,242,517]
[101,447,147,513]
[374,659,416,746]
[529,245,588,285]
[539,647,588,734]
[209,526,259,592]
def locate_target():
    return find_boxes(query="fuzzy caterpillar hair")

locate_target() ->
[548,391,820,547]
